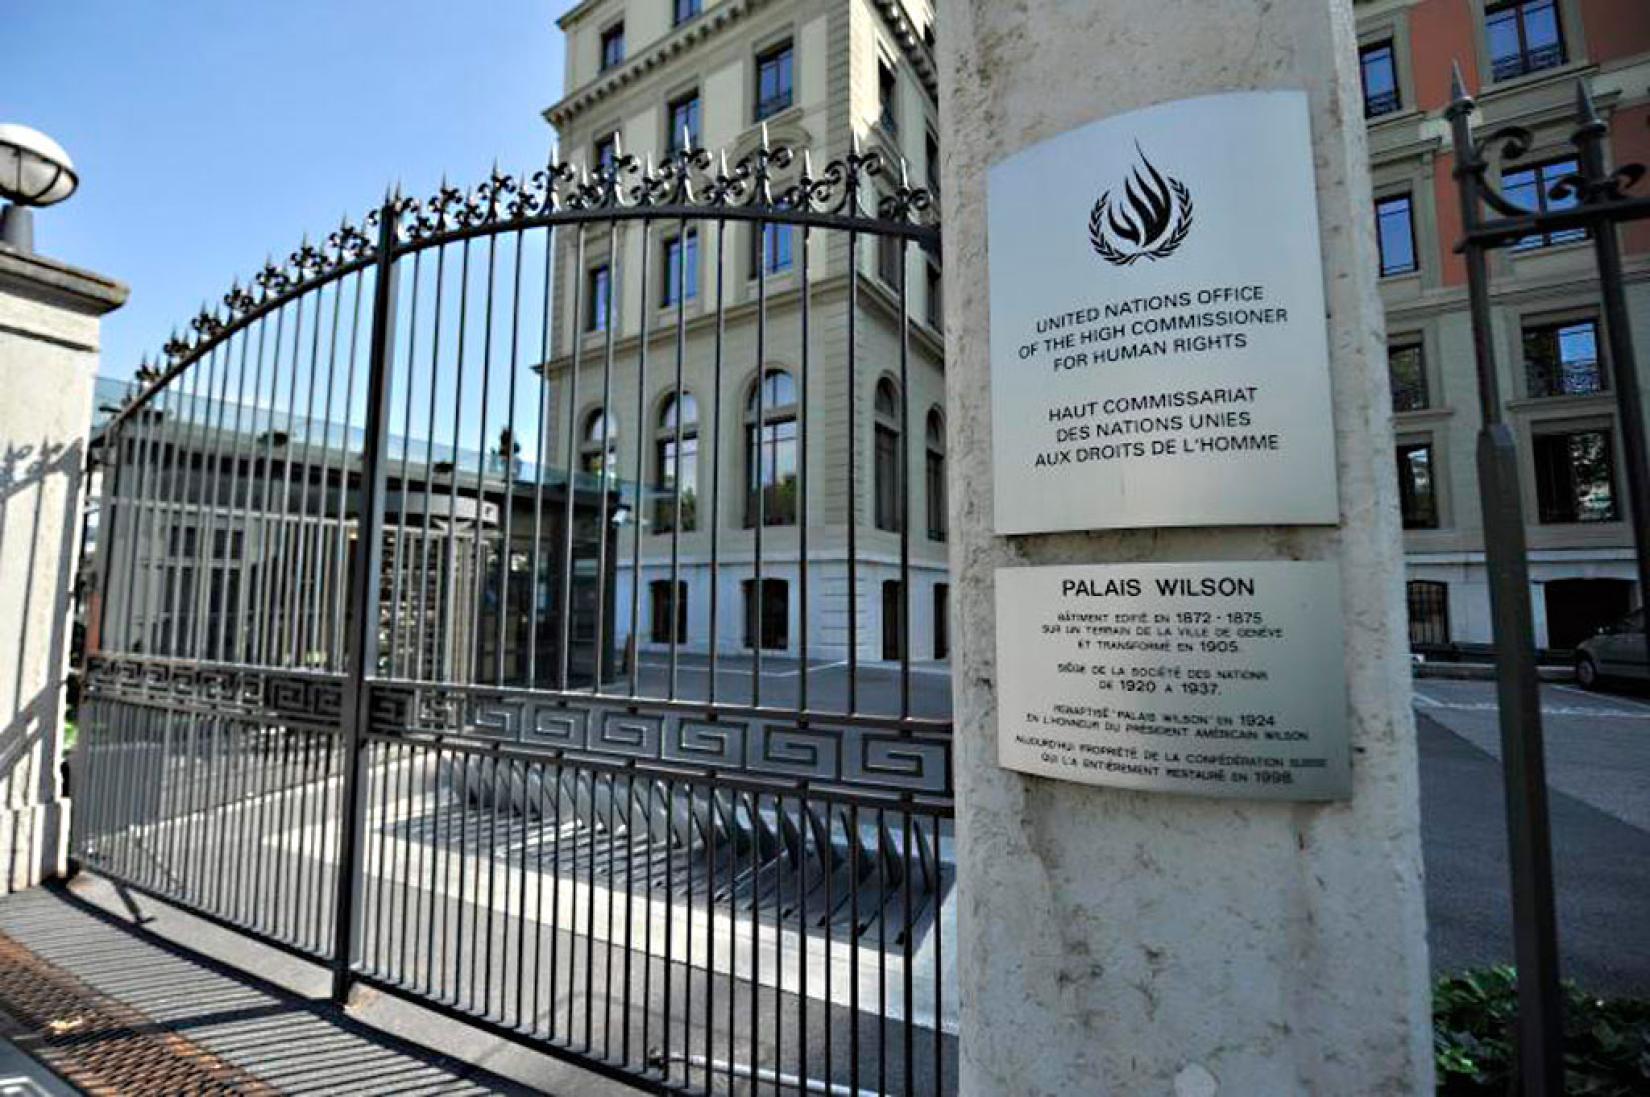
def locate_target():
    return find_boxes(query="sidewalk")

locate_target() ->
[0,879,559,1095]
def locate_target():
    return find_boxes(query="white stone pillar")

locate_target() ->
[0,247,127,893]
[935,2,1434,1094]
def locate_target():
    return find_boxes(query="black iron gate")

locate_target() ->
[76,138,953,1094]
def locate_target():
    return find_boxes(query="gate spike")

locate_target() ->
[1449,60,1470,105]
[1575,79,1601,126]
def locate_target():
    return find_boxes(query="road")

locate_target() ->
[1413,678,1650,996]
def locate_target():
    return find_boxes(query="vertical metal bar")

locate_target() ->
[330,200,400,1003]
[1446,82,1562,1096]
[389,254,423,680]
[753,224,768,706]
[253,306,289,667]
[799,222,812,713]
[667,217,687,699]
[849,803,860,1095]
[709,217,727,704]
[190,330,234,663]
[471,226,499,695]
[215,321,256,665]
[290,282,329,668]
[846,227,860,713]
[498,229,526,686]
[898,239,912,718]
[560,226,589,692]
[274,286,309,668]
[902,807,914,1096]
[592,219,620,695]
[529,221,556,689]
[237,318,271,666]
[630,218,652,699]
[334,273,366,675]
[415,249,447,684]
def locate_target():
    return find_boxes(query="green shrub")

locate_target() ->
[1434,967,1650,1095]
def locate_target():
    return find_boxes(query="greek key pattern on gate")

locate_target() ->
[84,655,345,731]
[366,682,952,795]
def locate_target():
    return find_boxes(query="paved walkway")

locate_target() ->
[0,881,534,1096]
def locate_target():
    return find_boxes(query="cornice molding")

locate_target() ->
[543,0,939,133]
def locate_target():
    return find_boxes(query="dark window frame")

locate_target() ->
[742,577,789,650]
[877,58,899,134]
[1396,440,1439,530]
[661,231,699,306]
[1486,0,1566,83]
[1502,156,1587,250]
[1375,193,1418,277]
[1524,317,1605,398]
[1533,427,1619,524]
[1359,40,1401,118]
[750,222,794,276]
[667,91,701,154]
[586,263,612,333]
[744,369,799,528]
[926,407,947,542]
[874,379,902,533]
[599,21,626,72]
[754,40,795,122]
[653,392,698,534]
[649,579,688,644]
[1389,342,1429,413]
[673,0,701,28]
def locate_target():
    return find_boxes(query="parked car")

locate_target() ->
[1576,609,1647,688]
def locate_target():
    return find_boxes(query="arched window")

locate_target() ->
[580,407,618,480]
[654,392,698,533]
[745,369,798,527]
[926,407,946,542]
[873,378,901,532]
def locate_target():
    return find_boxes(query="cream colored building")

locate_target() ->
[541,0,948,664]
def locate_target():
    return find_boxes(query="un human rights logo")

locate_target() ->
[1088,143,1194,266]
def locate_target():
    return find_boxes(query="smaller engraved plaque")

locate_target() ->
[995,561,1350,800]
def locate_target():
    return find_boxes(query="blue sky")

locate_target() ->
[7,1,571,381]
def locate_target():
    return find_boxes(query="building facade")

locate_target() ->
[542,0,947,664]
[1356,0,1650,651]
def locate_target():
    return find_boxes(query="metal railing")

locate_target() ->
[1445,69,1650,1096]
[75,135,952,1095]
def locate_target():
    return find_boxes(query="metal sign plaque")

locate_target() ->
[986,90,1340,534]
[995,561,1351,800]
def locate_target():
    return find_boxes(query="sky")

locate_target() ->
[7,0,572,382]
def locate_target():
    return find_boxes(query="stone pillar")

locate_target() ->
[0,246,127,893]
[936,3,1433,1095]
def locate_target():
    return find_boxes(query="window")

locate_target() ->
[881,580,905,660]
[925,260,943,330]
[925,130,940,193]
[933,583,950,660]
[878,230,903,287]
[878,60,899,134]
[751,222,794,275]
[600,22,626,71]
[742,578,788,650]
[662,231,699,305]
[594,132,619,173]
[1406,580,1451,649]
[874,379,902,532]
[667,92,701,154]
[580,407,618,480]
[1524,318,1603,397]
[1534,428,1618,523]
[654,392,698,533]
[1503,158,1586,250]
[755,41,794,121]
[650,580,688,644]
[1375,195,1417,276]
[745,369,799,527]
[926,408,947,541]
[1486,0,1565,82]
[586,264,612,332]
[1396,442,1438,529]
[1360,41,1401,118]
[673,0,701,27]
[1389,343,1429,412]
